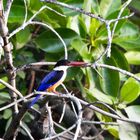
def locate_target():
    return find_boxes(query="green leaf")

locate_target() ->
[125,105,140,123]
[85,88,115,104]
[82,0,93,33]
[99,57,120,97]
[60,0,83,16]
[67,16,84,35]
[71,39,91,60]
[113,22,140,50]
[107,126,119,138]
[34,28,79,53]
[95,105,113,125]
[115,37,140,50]
[118,121,138,140]
[113,21,139,41]
[125,51,140,65]
[120,77,140,104]
[91,0,100,14]
[17,71,26,79]
[38,6,66,27]
[9,5,26,23]
[3,109,12,120]
[85,68,100,90]
[0,92,10,104]
[89,18,100,39]
[131,0,140,11]
[0,77,8,90]
[16,27,31,49]
[28,0,43,11]
[100,0,121,18]
[111,46,129,71]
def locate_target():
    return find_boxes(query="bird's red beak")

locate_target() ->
[68,61,88,67]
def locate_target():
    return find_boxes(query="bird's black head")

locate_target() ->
[54,59,70,68]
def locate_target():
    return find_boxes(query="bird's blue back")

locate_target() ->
[29,70,63,107]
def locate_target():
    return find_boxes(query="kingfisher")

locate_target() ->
[29,59,87,107]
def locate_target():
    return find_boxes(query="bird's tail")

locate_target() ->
[28,94,41,108]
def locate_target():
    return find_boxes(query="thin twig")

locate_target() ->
[41,0,133,59]
[82,120,119,126]
[34,92,140,123]
[71,95,83,140]
[23,0,28,24]
[0,79,24,98]
[61,84,78,117]
[41,0,106,22]
[46,103,56,137]
[8,5,68,59]
[91,101,121,118]
[81,130,104,140]
[20,121,34,140]
[0,93,34,112]
[16,62,56,72]
[111,0,132,38]
[41,123,76,140]
[59,101,66,123]
[30,21,68,59]
[4,0,13,24]
[94,63,140,82]
[54,122,75,136]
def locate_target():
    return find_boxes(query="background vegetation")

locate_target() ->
[0,0,140,140]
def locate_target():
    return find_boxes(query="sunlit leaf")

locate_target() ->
[85,88,115,104]
[120,77,140,104]
[100,0,121,18]
[0,77,8,90]
[118,121,138,140]
[71,39,91,60]
[125,51,140,65]
[125,105,140,123]
[113,22,140,50]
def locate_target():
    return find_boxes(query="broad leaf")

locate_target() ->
[125,51,140,65]
[125,105,140,123]
[34,28,79,53]
[99,57,120,97]
[120,77,140,104]
[9,5,30,23]
[113,22,140,50]
[0,77,8,90]
[0,92,10,104]
[16,27,31,49]
[3,109,12,120]
[111,46,129,71]
[118,121,138,140]
[100,0,121,18]
[61,0,84,16]
[85,88,115,104]
[71,39,91,60]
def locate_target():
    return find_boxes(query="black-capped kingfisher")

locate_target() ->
[29,59,87,107]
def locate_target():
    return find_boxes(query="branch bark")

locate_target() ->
[0,0,18,114]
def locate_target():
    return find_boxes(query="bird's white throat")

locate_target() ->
[53,66,69,71]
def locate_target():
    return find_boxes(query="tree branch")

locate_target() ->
[0,0,18,114]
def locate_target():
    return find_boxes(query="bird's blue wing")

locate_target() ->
[37,70,64,91]
[29,70,63,108]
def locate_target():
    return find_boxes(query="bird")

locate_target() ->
[29,59,87,107]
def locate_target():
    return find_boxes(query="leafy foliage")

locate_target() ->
[1,0,140,139]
